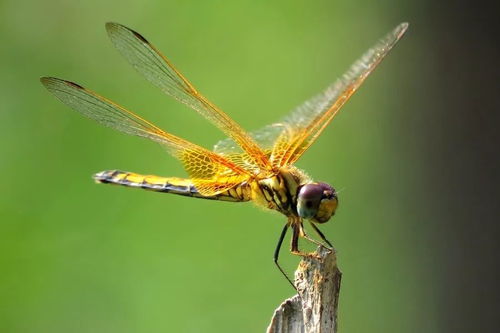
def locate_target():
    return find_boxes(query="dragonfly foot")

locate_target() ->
[291,250,322,260]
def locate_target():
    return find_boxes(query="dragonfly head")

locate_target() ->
[297,182,338,223]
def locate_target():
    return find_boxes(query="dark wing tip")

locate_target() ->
[40,76,53,85]
[65,80,85,89]
[105,22,120,36]
[40,76,61,88]
[105,21,149,44]
[130,29,149,44]
[105,22,124,34]
[105,22,117,29]
[40,76,85,90]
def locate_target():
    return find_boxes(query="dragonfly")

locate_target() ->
[41,22,408,287]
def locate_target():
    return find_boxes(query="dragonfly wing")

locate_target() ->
[214,23,408,168]
[41,77,251,195]
[272,23,409,166]
[214,123,285,154]
[213,123,285,171]
[105,22,272,173]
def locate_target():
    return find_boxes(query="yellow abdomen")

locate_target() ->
[93,170,251,202]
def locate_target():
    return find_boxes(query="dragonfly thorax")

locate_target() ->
[251,167,337,223]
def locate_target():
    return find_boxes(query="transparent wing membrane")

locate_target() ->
[214,23,408,168]
[213,123,285,171]
[276,23,409,166]
[105,22,272,173]
[40,77,250,195]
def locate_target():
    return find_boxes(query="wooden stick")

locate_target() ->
[266,246,342,333]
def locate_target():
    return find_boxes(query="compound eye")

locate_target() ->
[297,183,337,222]
[296,184,324,219]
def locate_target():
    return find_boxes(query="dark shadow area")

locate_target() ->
[416,1,499,331]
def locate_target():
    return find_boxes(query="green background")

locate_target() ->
[1,0,497,332]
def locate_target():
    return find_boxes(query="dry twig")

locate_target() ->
[267,247,341,333]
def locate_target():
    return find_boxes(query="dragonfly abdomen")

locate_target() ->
[93,170,249,202]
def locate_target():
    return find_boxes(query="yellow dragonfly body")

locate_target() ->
[41,22,408,286]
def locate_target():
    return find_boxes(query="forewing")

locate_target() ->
[105,22,272,173]
[214,23,408,168]
[273,23,408,166]
[40,77,250,195]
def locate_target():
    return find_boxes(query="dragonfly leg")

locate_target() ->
[273,222,296,290]
[307,221,334,250]
[290,222,321,259]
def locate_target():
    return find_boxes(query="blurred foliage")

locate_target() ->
[0,0,440,332]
